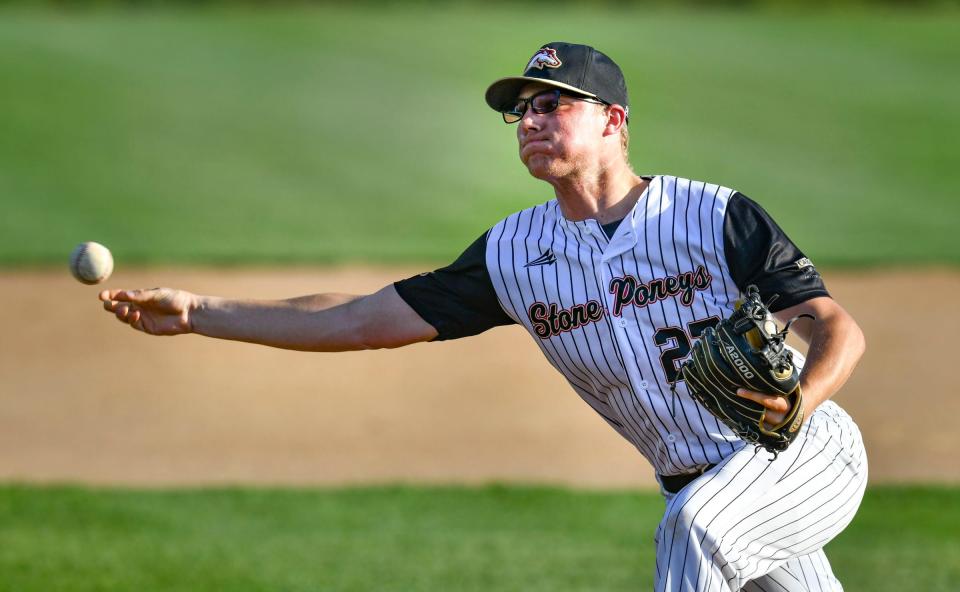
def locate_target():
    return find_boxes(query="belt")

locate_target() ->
[658,464,717,495]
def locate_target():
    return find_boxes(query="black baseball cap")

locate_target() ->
[485,42,629,121]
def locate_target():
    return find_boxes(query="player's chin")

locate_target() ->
[521,154,556,179]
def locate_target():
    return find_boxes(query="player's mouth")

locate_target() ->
[520,139,552,159]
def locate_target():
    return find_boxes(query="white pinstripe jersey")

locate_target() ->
[485,175,753,475]
[395,173,829,477]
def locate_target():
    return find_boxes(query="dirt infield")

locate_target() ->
[1,268,956,488]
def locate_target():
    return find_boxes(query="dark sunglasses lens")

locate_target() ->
[502,97,529,123]
[501,90,563,123]
[531,90,560,114]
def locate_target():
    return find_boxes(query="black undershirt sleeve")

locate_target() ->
[393,232,516,341]
[723,192,829,313]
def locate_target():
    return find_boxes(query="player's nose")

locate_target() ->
[518,110,542,134]
[517,115,541,144]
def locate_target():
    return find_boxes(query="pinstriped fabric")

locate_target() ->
[485,175,745,475]
[739,551,844,592]
[484,174,866,589]
[653,401,866,591]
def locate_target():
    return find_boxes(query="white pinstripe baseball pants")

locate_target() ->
[654,401,868,592]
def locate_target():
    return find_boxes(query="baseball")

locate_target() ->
[69,241,114,285]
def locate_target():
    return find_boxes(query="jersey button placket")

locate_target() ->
[600,259,643,397]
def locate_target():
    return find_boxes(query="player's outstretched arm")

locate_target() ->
[98,285,439,351]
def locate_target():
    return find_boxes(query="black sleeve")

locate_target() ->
[393,232,516,341]
[723,192,829,312]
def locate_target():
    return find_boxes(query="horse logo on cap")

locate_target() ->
[526,48,562,70]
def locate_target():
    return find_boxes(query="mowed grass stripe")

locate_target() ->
[0,8,957,265]
[0,484,956,591]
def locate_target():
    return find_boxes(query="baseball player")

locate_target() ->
[101,42,867,591]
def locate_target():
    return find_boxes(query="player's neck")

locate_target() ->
[551,163,646,224]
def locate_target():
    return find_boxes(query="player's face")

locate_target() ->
[514,83,609,181]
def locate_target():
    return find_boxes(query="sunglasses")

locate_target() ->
[502,88,608,124]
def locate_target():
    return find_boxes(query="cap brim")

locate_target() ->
[484,76,600,112]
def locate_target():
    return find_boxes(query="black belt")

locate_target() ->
[658,464,717,494]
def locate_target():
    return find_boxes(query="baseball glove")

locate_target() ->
[677,286,813,456]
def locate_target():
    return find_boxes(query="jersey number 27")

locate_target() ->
[654,317,720,383]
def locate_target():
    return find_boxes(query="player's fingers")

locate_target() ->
[763,410,787,426]
[126,288,172,308]
[100,289,125,312]
[110,289,158,304]
[101,295,135,312]
[102,289,136,302]
[114,304,133,322]
[736,388,790,413]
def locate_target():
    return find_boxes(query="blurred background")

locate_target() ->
[0,1,958,590]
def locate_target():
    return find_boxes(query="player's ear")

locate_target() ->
[602,104,627,138]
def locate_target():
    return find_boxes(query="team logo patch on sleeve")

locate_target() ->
[526,48,562,70]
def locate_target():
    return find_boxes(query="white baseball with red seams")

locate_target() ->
[69,241,114,285]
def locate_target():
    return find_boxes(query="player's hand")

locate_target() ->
[736,388,794,429]
[99,288,199,336]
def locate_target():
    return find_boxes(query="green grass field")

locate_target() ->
[0,7,957,267]
[0,484,956,591]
